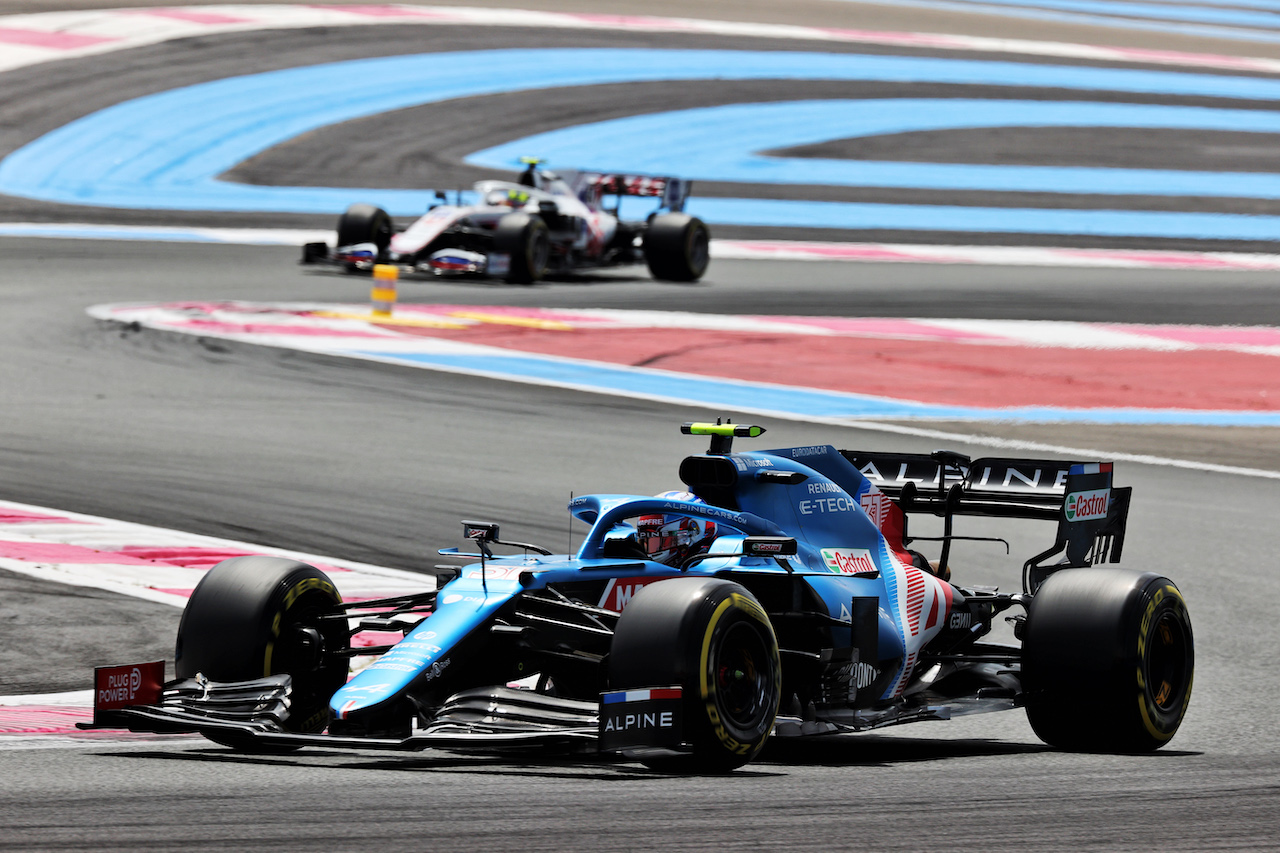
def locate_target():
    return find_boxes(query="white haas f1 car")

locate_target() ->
[301,160,710,284]
[84,423,1193,771]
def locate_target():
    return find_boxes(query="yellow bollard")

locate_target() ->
[371,264,398,317]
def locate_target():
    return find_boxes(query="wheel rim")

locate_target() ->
[713,622,774,732]
[271,598,348,728]
[1146,610,1191,713]
[531,236,550,275]
[373,215,392,250]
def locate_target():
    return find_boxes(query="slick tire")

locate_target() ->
[494,212,551,284]
[336,203,393,257]
[642,213,710,282]
[609,577,781,771]
[1022,568,1194,752]
[176,556,349,750]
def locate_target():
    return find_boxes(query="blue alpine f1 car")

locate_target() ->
[86,422,1193,770]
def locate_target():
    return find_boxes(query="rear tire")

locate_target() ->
[609,577,780,771]
[175,556,349,750]
[494,212,550,284]
[1022,568,1193,752]
[336,203,393,256]
[643,213,710,282]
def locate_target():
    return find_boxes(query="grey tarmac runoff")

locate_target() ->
[0,2,1278,850]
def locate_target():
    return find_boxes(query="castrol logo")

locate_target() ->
[821,548,878,575]
[1065,488,1109,522]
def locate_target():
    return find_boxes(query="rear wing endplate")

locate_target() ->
[840,451,1130,593]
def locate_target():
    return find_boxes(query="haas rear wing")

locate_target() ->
[584,174,691,212]
[840,450,1130,593]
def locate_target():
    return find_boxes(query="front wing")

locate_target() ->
[81,677,602,753]
[80,667,1024,757]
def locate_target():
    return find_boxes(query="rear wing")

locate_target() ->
[840,450,1130,593]
[581,174,691,212]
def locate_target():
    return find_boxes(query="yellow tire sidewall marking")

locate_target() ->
[1136,583,1192,741]
[264,577,339,679]
[698,592,778,757]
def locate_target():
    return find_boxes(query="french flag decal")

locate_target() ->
[602,687,682,704]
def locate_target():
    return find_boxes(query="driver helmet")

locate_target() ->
[485,188,529,208]
[637,490,717,567]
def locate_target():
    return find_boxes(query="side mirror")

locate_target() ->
[743,537,798,557]
[680,536,799,573]
[462,521,499,543]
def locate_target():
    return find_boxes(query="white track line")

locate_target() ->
[5,4,1280,74]
[818,417,1280,480]
[0,497,433,609]
[0,498,435,735]
[0,691,93,707]
[86,300,1280,478]
[7,223,1280,271]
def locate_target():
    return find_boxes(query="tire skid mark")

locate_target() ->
[86,301,1280,425]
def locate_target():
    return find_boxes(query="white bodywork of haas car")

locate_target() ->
[301,162,711,284]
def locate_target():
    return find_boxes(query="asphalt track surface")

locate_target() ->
[2,2,1280,850]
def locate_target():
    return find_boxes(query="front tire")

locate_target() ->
[336,203,393,257]
[643,213,710,282]
[175,556,349,749]
[494,212,550,284]
[609,577,781,771]
[1022,568,1193,752]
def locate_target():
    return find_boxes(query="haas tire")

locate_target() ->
[494,212,551,284]
[1022,568,1193,752]
[336,203,393,257]
[175,556,349,749]
[643,213,710,282]
[609,577,781,771]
